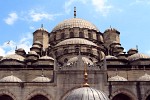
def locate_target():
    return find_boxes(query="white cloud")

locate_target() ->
[64,0,113,16]
[130,0,150,5]
[91,0,113,16]
[4,12,18,25]
[29,10,61,22]
[0,33,32,56]
[64,0,87,14]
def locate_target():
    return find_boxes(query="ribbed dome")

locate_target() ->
[28,51,38,55]
[0,75,22,82]
[32,75,51,82]
[128,53,150,61]
[67,56,93,65]
[137,73,150,81]
[56,38,97,47]
[17,48,25,52]
[108,75,128,81]
[36,27,48,32]
[1,54,25,61]
[106,55,118,60]
[52,18,99,32]
[39,56,54,60]
[32,44,41,48]
[64,87,109,100]
[34,41,42,45]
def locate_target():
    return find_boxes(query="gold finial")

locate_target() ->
[83,63,90,87]
[74,7,76,18]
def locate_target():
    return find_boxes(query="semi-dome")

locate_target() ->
[0,75,22,82]
[56,38,97,47]
[52,18,99,32]
[64,87,109,100]
[128,53,150,61]
[137,73,150,81]
[39,56,54,60]
[32,75,51,82]
[67,56,93,65]
[108,75,128,81]
[28,51,38,55]
[1,54,25,61]
[106,55,118,60]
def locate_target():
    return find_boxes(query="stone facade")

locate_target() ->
[0,17,150,100]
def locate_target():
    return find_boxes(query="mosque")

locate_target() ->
[0,8,150,100]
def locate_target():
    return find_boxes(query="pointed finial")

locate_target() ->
[41,24,43,28]
[74,7,76,18]
[83,63,89,87]
[136,45,138,52]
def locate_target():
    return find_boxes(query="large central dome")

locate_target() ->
[52,18,99,32]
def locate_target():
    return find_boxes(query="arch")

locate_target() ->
[110,88,137,100]
[29,94,49,100]
[146,95,150,100]
[112,93,131,100]
[0,94,14,100]
[143,90,150,100]
[0,89,16,100]
[26,89,53,100]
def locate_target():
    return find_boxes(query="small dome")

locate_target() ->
[28,51,38,55]
[106,55,118,60]
[56,38,97,47]
[128,53,150,61]
[39,56,54,60]
[1,54,25,61]
[34,41,42,45]
[108,75,128,81]
[0,75,22,82]
[104,28,120,34]
[137,73,150,81]
[32,44,41,48]
[52,18,99,32]
[67,56,93,65]
[36,27,48,32]
[16,48,25,52]
[64,87,109,100]
[32,75,51,82]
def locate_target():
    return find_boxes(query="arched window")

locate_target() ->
[88,32,93,39]
[0,95,14,100]
[70,32,74,38]
[61,33,65,39]
[112,93,131,100]
[79,32,84,38]
[146,95,150,100]
[30,95,49,100]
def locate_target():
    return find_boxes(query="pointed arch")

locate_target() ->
[0,89,16,100]
[110,88,137,100]
[26,88,53,100]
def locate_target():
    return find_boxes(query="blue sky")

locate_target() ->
[0,0,150,56]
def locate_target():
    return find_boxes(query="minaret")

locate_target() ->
[74,7,76,18]
[33,24,49,49]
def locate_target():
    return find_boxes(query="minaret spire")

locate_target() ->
[74,7,76,18]
[41,24,43,28]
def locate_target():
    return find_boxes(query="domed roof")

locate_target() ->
[36,27,48,32]
[128,53,150,61]
[67,56,93,65]
[64,87,109,100]
[28,51,38,55]
[32,44,41,48]
[104,28,119,34]
[52,18,99,32]
[39,56,54,60]
[0,75,22,82]
[137,73,150,81]
[108,75,128,81]
[32,75,51,82]
[1,54,25,61]
[106,55,118,60]
[56,38,97,47]
[16,48,25,52]
[34,41,42,45]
